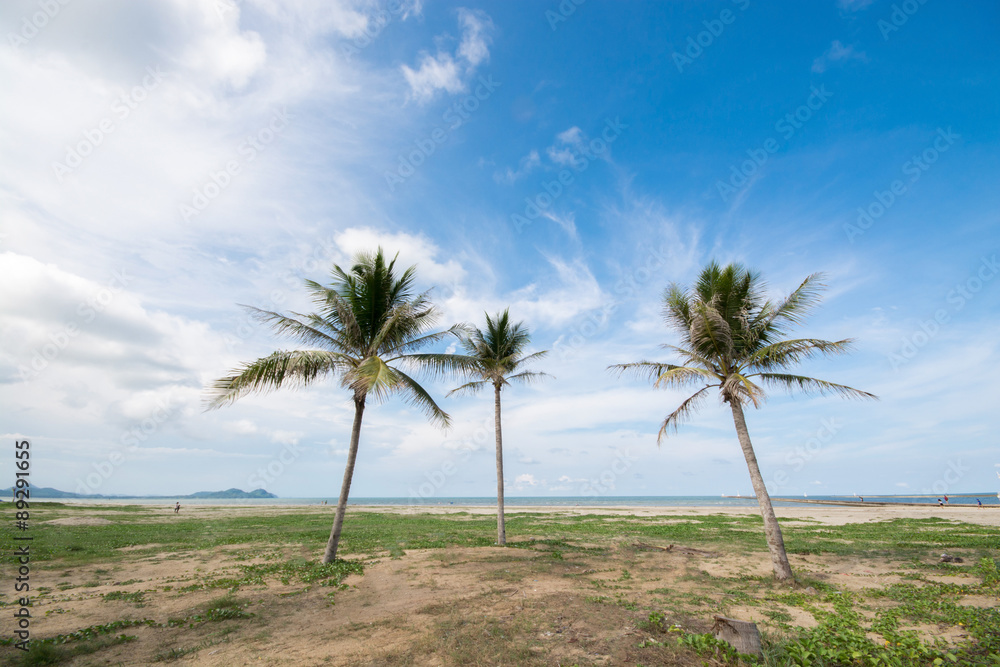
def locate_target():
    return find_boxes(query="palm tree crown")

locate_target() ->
[207,248,459,423]
[450,309,549,395]
[207,248,465,562]
[614,262,876,440]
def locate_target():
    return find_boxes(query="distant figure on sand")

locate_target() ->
[937,498,944,506]
[859,497,864,502]
[977,498,982,507]
[174,502,180,514]
[944,494,949,504]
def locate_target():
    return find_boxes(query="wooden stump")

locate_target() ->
[711,615,762,656]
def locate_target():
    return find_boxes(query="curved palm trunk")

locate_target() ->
[494,382,506,546]
[322,394,366,564]
[729,400,794,582]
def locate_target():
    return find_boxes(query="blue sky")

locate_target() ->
[1,0,998,500]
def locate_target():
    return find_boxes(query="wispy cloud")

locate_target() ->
[812,40,868,73]
[401,8,494,103]
[837,0,874,11]
[494,150,540,184]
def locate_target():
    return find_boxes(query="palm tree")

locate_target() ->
[448,310,549,545]
[610,262,875,581]
[207,248,465,563]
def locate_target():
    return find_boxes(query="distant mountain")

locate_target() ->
[184,488,277,499]
[0,487,277,499]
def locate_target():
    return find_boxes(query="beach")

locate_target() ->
[94,500,1000,527]
[4,502,998,666]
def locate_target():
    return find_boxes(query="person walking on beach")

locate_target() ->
[937,498,944,507]
[977,498,982,507]
[174,501,180,514]
[944,494,949,504]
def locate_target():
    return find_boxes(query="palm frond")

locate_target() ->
[205,350,344,410]
[689,302,734,362]
[747,338,855,372]
[607,360,673,382]
[756,373,878,400]
[392,366,451,427]
[505,370,553,386]
[400,352,483,379]
[657,343,719,373]
[351,354,399,401]
[756,273,826,340]
[244,306,342,350]
[657,385,714,443]
[722,373,766,408]
[653,365,718,389]
[447,379,489,397]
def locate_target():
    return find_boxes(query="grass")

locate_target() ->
[2,503,999,665]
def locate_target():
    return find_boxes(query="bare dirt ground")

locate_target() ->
[10,504,997,666]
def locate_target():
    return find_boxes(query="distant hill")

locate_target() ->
[0,487,277,499]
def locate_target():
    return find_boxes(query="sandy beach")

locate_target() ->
[101,501,1000,527]
[13,501,998,666]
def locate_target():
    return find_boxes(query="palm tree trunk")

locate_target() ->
[494,382,506,546]
[322,394,366,564]
[729,400,794,582]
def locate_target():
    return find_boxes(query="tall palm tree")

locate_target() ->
[207,248,465,563]
[448,310,549,545]
[610,262,876,581]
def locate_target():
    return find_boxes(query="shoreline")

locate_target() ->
[57,500,1000,527]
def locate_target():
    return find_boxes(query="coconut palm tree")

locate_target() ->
[609,262,876,581]
[448,310,549,545]
[207,248,466,563]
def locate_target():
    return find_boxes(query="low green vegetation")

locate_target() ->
[1,504,997,665]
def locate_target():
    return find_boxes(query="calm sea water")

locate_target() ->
[56,494,999,507]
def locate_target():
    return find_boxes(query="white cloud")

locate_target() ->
[513,473,539,487]
[401,8,493,103]
[547,127,584,166]
[456,8,493,67]
[401,53,463,102]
